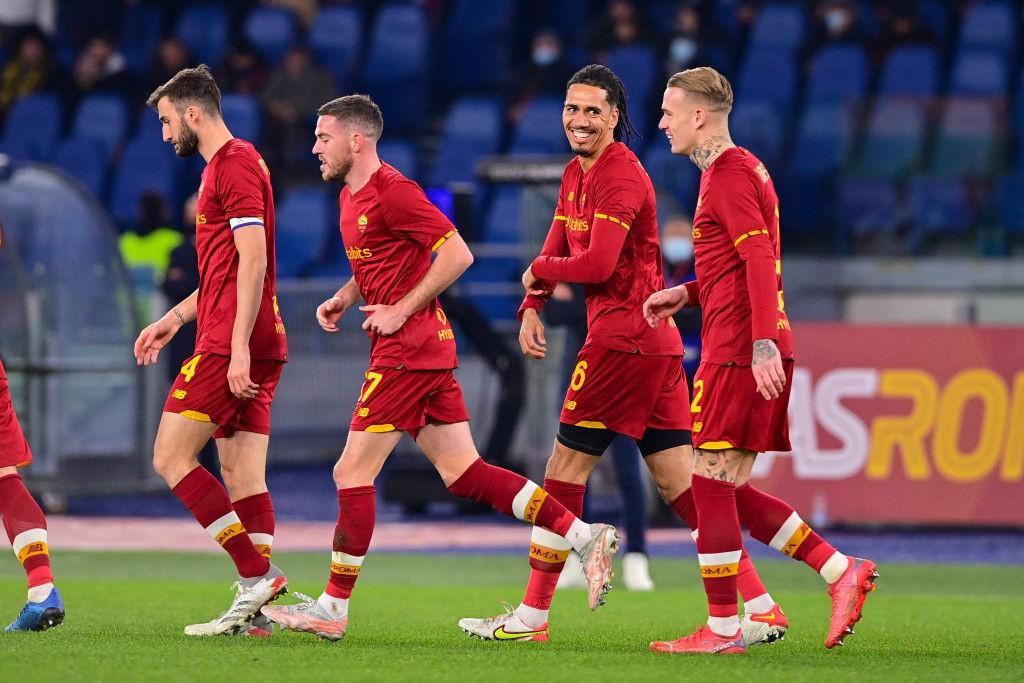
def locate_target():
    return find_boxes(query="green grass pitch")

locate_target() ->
[2,551,1022,682]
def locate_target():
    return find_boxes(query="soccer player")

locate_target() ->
[460,65,783,646]
[259,94,619,642]
[643,67,878,654]
[1,227,64,632]
[135,65,288,636]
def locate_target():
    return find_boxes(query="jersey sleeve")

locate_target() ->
[711,164,778,342]
[217,154,267,231]
[382,178,457,251]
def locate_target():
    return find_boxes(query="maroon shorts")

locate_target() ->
[163,352,284,439]
[691,360,794,453]
[559,344,691,440]
[0,360,32,468]
[349,367,469,439]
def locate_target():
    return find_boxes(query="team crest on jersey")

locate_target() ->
[754,163,770,183]
[567,191,574,202]
[358,214,368,231]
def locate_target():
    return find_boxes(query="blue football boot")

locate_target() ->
[5,586,65,632]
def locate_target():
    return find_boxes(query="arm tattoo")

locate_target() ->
[752,338,778,367]
[689,133,734,172]
[173,308,186,327]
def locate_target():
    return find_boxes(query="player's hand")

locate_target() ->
[133,315,181,366]
[518,309,547,359]
[751,338,785,400]
[316,296,349,333]
[227,348,259,400]
[521,266,551,297]
[642,287,687,327]
[360,304,408,336]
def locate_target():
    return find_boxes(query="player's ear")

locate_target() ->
[609,106,620,130]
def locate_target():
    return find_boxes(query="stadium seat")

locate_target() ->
[53,136,108,198]
[604,45,659,139]
[436,0,514,92]
[790,103,855,177]
[736,48,798,114]
[275,187,332,278]
[429,97,502,186]
[929,99,1005,177]
[908,178,973,248]
[309,6,363,84]
[776,173,831,238]
[481,186,523,243]
[109,138,177,225]
[243,6,297,66]
[958,1,1015,58]
[878,46,940,96]
[730,101,787,172]
[462,254,521,323]
[998,174,1024,235]
[642,143,699,212]
[359,4,429,133]
[220,94,261,143]
[854,98,928,179]
[175,4,229,67]
[805,45,869,104]
[378,139,418,180]
[915,0,952,41]
[119,3,163,74]
[748,3,805,52]
[949,50,1008,96]
[0,94,62,161]
[837,179,901,239]
[71,94,128,160]
[509,97,567,154]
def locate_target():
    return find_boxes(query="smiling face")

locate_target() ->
[156,96,199,158]
[658,86,701,156]
[312,115,354,182]
[563,83,619,159]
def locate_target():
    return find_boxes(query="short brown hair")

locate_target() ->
[667,67,734,113]
[146,64,222,118]
[318,94,383,140]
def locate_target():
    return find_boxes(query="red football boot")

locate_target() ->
[650,624,746,655]
[825,557,879,648]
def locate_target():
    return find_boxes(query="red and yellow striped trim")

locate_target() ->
[431,229,458,253]
[733,229,769,247]
[593,212,630,230]
[522,487,549,525]
[529,542,571,564]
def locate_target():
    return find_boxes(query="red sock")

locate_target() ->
[735,484,836,571]
[0,473,53,587]
[326,486,375,599]
[233,492,275,559]
[691,475,741,621]
[172,467,269,578]
[522,479,585,611]
[670,488,768,604]
[446,458,577,535]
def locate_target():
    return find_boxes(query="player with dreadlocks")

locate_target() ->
[459,65,782,646]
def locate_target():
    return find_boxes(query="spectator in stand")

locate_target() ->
[587,0,654,58]
[509,29,575,121]
[664,5,715,75]
[260,0,318,30]
[145,38,192,96]
[119,191,184,288]
[260,45,335,178]
[872,1,938,57]
[70,35,133,103]
[660,214,701,379]
[811,0,863,47]
[0,27,63,121]
[217,41,268,95]
[0,0,55,51]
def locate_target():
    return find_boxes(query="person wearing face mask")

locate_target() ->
[660,215,701,381]
[814,0,861,46]
[510,29,575,121]
[665,6,706,75]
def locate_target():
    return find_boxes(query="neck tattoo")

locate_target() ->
[690,134,733,171]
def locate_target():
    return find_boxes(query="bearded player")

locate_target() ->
[0,226,64,632]
[135,65,288,636]
[459,65,785,646]
[259,94,619,642]
[644,67,878,654]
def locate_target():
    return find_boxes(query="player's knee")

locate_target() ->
[151,447,189,485]
[544,437,600,483]
[220,462,264,499]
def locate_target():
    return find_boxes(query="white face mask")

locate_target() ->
[824,8,851,34]
[663,236,694,264]
[670,37,697,65]
[532,47,559,66]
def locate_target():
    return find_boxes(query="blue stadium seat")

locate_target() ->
[790,103,854,176]
[120,3,163,74]
[430,97,502,185]
[736,48,798,113]
[175,4,229,67]
[776,174,831,236]
[949,50,1008,96]
[462,254,521,323]
[855,98,928,179]
[53,136,108,198]
[958,1,1015,58]
[437,0,514,92]
[642,143,699,211]
[878,46,940,96]
[915,0,952,41]
[929,99,1004,177]
[0,94,62,161]
[838,179,900,239]
[509,97,567,154]
[72,95,128,159]
[359,4,429,133]
[109,138,177,224]
[220,94,261,143]
[309,6,363,84]
[275,187,332,278]
[908,178,972,248]
[998,174,1024,235]
[243,6,297,66]
[748,3,805,52]
[805,45,869,104]
[378,139,418,180]
[604,45,659,139]
[482,186,523,243]
[730,101,787,172]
